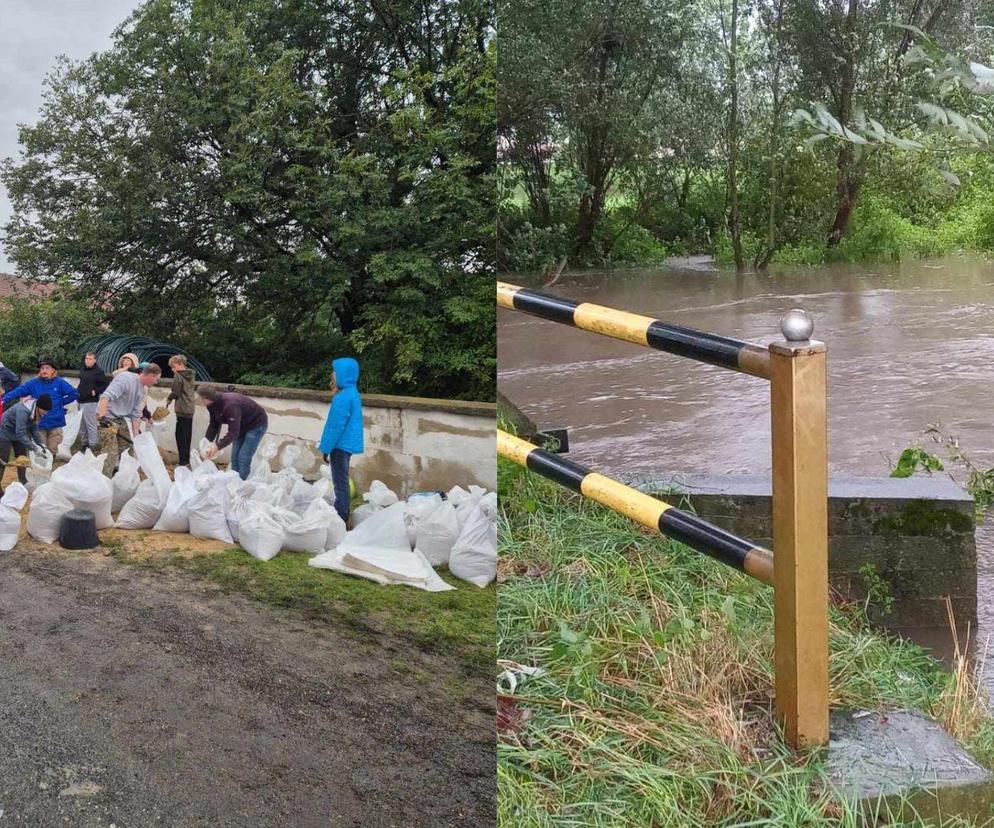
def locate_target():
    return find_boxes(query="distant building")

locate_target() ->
[0,273,56,299]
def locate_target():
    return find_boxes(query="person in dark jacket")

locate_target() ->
[0,393,51,493]
[2,358,78,456]
[0,361,20,394]
[165,354,196,466]
[199,385,269,480]
[319,358,365,523]
[76,352,109,452]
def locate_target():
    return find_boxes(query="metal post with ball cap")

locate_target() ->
[769,307,830,749]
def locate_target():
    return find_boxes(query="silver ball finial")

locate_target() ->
[780,308,814,342]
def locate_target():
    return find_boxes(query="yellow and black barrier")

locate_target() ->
[498,281,830,750]
[497,281,770,378]
[498,430,774,584]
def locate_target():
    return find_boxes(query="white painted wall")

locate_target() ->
[19,373,496,496]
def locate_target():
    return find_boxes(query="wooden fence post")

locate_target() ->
[769,309,829,749]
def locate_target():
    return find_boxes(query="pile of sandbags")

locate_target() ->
[24,435,496,592]
[309,481,497,590]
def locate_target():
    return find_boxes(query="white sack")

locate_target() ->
[0,482,27,551]
[56,410,83,461]
[404,493,443,548]
[279,443,301,471]
[153,466,198,533]
[26,449,54,493]
[276,507,328,555]
[27,482,74,544]
[0,505,20,551]
[51,451,113,529]
[239,508,284,561]
[1,482,29,511]
[133,431,171,502]
[415,501,460,567]
[448,485,487,530]
[351,503,375,527]
[303,496,347,549]
[448,501,498,587]
[187,483,234,543]
[199,436,231,466]
[363,480,398,509]
[116,478,168,530]
[111,450,141,513]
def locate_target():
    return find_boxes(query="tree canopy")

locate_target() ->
[3,0,495,400]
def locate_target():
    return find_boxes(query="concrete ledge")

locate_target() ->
[829,709,994,822]
[38,370,497,417]
[629,472,977,636]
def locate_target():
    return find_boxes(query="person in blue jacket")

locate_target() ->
[2,357,79,456]
[319,357,364,523]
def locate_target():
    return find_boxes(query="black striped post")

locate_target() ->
[497,281,770,378]
[498,429,774,585]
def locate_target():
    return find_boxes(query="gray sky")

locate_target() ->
[0,0,141,273]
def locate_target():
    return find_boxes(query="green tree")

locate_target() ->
[2,0,494,400]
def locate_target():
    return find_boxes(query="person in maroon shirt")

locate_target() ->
[198,385,269,480]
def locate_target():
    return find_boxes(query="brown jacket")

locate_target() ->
[167,368,196,416]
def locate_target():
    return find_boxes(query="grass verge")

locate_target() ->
[497,459,994,826]
[100,532,495,679]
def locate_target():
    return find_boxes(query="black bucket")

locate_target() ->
[59,509,101,550]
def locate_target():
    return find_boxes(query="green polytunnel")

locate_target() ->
[78,335,212,381]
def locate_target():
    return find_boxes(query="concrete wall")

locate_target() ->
[22,372,496,496]
[631,472,977,636]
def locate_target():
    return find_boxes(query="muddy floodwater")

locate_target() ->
[498,255,994,686]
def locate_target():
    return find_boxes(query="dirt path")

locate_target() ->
[0,546,495,827]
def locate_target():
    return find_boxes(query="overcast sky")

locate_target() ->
[0,0,141,273]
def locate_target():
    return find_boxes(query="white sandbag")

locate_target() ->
[0,482,27,552]
[276,507,328,555]
[351,503,375,527]
[449,501,497,587]
[415,501,460,567]
[1,482,29,511]
[27,482,74,544]
[405,493,443,547]
[51,451,114,529]
[25,448,53,493]
[448,485,487,530]
[290,478,318,516]
[56,410,83,461]
[279,442,301,470]
[239,507,284,561]
[312,477,334,506]
[187,483,234,543]
[116,479,168,529]
[111,450,141,513]
[132,431,171,502]
[303,497,347,549]
[363,480,398,509]
[199,436,231,466]
[153,466,198,532]
[0,505,20,551]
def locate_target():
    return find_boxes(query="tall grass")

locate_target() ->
[497,460,994,826]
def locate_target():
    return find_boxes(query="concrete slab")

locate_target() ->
[828,709,994,823]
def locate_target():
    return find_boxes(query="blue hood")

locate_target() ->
[333,357,359,389]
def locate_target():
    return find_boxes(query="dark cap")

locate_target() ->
[37,356,56,370]
[35,393,53,412]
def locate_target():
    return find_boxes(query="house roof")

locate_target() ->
[0,273,56,298]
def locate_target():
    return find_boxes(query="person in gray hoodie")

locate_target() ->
[165,354,196,466]
[0,393,51,493]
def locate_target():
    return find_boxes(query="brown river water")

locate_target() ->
[498,255,994,685]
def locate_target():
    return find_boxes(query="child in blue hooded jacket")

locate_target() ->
[319,357,364,522]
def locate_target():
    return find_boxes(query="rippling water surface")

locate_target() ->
[498,256,994,685]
